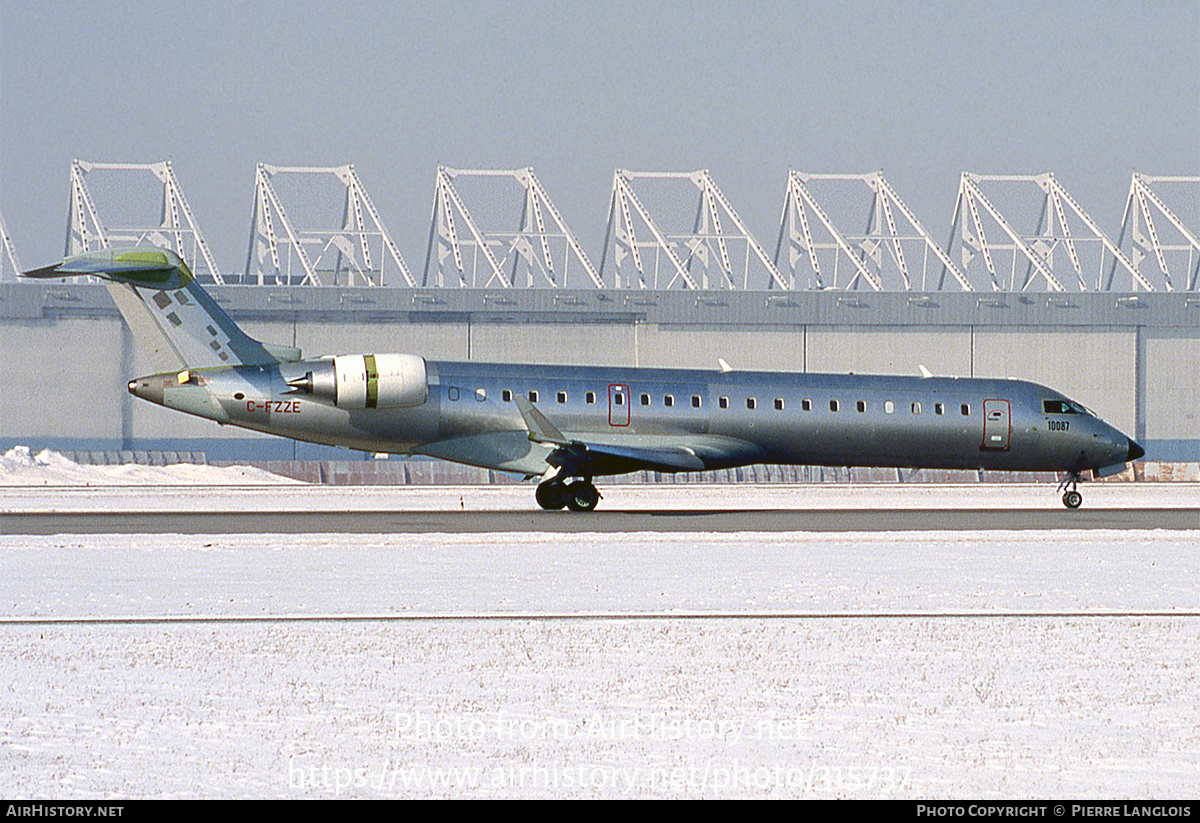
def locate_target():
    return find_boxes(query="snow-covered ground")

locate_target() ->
[0,446,300,488]
[2,452,1199,798]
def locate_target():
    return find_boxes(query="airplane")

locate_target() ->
[25,248,1144,510]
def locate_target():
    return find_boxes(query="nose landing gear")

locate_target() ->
[1058,472,1083,509]
[536,477,602,511]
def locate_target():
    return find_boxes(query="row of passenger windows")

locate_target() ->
[446,386,972,416]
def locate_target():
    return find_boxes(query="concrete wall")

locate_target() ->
[0,316,128,441]
[805,327,972,377]
[1145,328,1200,456]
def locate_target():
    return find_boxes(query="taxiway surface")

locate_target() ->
[4,505,1199,534]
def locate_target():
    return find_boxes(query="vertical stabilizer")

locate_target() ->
[24,248,300,370]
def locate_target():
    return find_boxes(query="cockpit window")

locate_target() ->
[1043,399,1086,415]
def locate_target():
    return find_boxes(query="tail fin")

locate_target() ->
[25,248,300,371]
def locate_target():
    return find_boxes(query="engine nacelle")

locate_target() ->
[287,353,428,409]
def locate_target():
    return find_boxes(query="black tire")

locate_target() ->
[536,481,567,510]
[564,481,600,512]
[1063,490,1082,509]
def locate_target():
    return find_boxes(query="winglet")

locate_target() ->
[718,358,733,373]
[513,396,569,445]
[918,364,934,379]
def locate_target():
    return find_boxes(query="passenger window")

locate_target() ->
[586,391,596,405]
[557,391,567,404]
[961,403,970,416]
[911,402,921,414]
[746,397,756,410]
[664,395,674,407]
[775,398,784,411]
[528,390,539,403]
[448,387,460,401]
[502,389,512,402]
[830,400,840,412]
[884,401,894,414]
[801,399,811,411]
[934,402,944,415]
[692,395,702,408]
[641,393,650,406]
[856,400,865,413]
[719,396,729,409]
[476,388,486,402]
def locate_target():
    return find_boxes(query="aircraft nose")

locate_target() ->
[1127,437,1145,462]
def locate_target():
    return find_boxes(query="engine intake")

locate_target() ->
[286,353,428,409]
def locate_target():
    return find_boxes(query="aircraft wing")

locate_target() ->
[512,395,765,476]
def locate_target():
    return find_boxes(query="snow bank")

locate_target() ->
[0,446,300,486]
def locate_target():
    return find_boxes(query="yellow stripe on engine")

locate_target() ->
[364,354,379,409]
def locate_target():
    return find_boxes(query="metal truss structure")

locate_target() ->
[599,169,787,290]
[65,160,223,283]
[0,207,20,281]
[246,164,413,287]
[423,167,600,289]
[1113,175,1200,292]
[946,173,1148,292]
[34,161,1200,293]
[775,171,972,291]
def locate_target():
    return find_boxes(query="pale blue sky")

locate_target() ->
[2,0,1197,279]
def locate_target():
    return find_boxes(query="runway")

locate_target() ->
[4,609,1197,625]
[3,506,1198,534]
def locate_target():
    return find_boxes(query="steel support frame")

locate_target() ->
[600,169,786,290]
[423,167,600,289]
[775,170,972,292]
[246,164,413,288]
[1112,174,1200,292]
[0,208,21,281]
[948,172,1149,293]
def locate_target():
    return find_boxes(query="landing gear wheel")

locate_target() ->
[1058,471,1083,509]
[535,481,567,510]
[564,481,601,512]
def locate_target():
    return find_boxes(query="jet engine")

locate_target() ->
[286,353,428,409]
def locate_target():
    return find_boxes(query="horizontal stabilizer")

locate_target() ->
[24,247,299,371]
[25,249,194,289]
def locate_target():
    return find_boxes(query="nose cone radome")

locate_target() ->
[1127,437,1145,462]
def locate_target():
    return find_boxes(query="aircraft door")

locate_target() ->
[982,399,1010,450]
[609,384,630,427]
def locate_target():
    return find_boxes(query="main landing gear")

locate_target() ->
[1058,472,1083,509]
[536,477,602,512]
